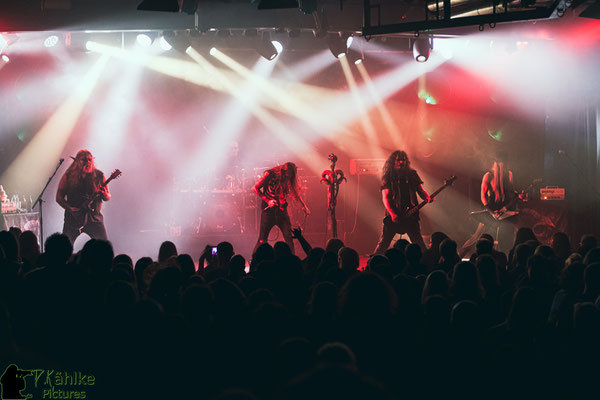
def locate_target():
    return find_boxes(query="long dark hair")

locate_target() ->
[269,162,299,197]
[382,150,410,189]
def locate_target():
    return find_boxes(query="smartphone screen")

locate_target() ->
[211,246,218,256]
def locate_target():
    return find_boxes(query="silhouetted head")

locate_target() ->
[584,262,600,294]
[317,342,357,368]
[227,254,246,276]
[514,243,534,266]
[339,272,397,321]
[429,231,448,250]
[480,233,494,243]
[476,254,499,289]
[308,281,338,317]
[551,231,571,259]
[384,247,406,275]
[113,253,133,268]
[513,227,537,248]
[325,238,345,255]
[0,230,19,262]
[393,238,410,253]
[476,238,494,255]
[559,261,584,292]
[273,241,292,260]
[451,261,481,301]
[583,247,600,266]
[217,241,235,266]
[177,253,196,281]
[19,230,40,260]
[44,233,73,267]
[252,242,274,268]
[338,247,359,273]
[507,287,537,331]
[439,238,458,260]
[158,241,177,263]
[534,244,555,259]
[579,234,598,257]
[405,243,422,265]
[422,270,449,303]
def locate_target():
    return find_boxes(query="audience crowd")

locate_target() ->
[1,226,599,399]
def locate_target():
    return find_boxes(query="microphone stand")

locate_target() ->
[32,158,64,252]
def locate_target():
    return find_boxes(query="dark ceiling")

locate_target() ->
[0,0,595,35]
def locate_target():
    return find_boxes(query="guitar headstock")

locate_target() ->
[444,175,458,186]
[109,169,122,181]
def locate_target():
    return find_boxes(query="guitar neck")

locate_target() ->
[416,184,450,211]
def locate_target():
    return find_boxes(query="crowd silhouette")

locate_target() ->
[1,226,600,399]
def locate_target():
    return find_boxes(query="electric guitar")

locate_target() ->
[71,169,122,228]
[384,175,457,229]
[473,178,542,222]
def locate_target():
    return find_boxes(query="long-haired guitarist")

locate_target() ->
[481,151,517,212]
[374,150,433,253]
[252,162,310,255]
[56,149,110,244]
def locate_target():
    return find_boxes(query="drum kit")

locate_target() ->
[174,164,302,235]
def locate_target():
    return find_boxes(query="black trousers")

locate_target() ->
[254,207,294,255]
[373,216,426,254]
[62,210,107,244]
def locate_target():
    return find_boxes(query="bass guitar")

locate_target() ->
[384,175,457,230]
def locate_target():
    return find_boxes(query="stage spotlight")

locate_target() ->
[345,34,354,49]
[136,33,153,47]
[354,58,362,65]
[162,31,191,53]
[158,36,172,50]
[327,32,347,58]
[0,34,7,51]
[413,37,431,62]
[256,32,279,61]
[210,47,217,56]
[1,54,9,63]
[137,0,179,12]
[44,35,60,48]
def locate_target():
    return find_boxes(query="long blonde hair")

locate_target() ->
[490,161,506,203]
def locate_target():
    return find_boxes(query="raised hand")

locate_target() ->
[291,227,303,239]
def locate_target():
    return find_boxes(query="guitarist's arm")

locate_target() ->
[381,188,398,221]
[481,172,491,208]
[417,184,433,203]
[291,186,311,215]
[253,172,277,209]
[98,173,111,202]
[56,174,79,212]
